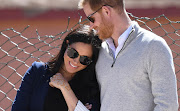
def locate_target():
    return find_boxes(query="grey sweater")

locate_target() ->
[96,22,178,111]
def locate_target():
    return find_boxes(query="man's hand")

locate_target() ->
[85,103,92,110]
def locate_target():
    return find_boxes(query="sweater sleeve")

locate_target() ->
[147,38,179,111]
[11,62,44,111]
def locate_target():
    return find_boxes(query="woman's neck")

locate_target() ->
[59,65,75,81]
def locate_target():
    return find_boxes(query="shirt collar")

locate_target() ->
[118,25,133,45]
[106,24,133,49]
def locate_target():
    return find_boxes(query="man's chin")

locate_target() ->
[98,35,105,41]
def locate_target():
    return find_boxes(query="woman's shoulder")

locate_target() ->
[32,61,45,67]
[25,61,50,79]
[29,61,49,74]
[31,61,47,70]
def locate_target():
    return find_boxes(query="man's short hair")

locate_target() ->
[78,0,124,12]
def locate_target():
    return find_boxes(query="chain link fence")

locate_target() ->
[0,13,179,111]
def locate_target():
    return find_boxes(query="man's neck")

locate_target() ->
[111,11,132,48]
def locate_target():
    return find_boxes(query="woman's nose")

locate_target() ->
[72,57,79,64]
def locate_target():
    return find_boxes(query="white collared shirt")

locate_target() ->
[106,24,133,58]
[74,100,89,111]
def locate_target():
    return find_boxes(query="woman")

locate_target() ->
[11,25,102,111]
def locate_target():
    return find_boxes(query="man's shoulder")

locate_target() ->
[132,21,162,39]
[135,24,165,44]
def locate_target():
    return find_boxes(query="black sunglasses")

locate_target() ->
[67,46,93,65]
[87,5,113,23]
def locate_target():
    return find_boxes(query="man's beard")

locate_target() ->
[98,15,114,40]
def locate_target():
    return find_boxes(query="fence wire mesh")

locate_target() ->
[0,13,179,111]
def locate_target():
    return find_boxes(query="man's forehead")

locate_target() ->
[83,3,93,16]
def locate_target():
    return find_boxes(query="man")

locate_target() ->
[78,0,179,111]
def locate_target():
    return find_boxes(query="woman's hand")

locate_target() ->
[49,73,91,111]
[49,73,70,90]
[49,73,79,111]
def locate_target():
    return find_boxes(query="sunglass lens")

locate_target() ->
[67,48,79,58]
[88,17,94,23]
[80,56,92,65]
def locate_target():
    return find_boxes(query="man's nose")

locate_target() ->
[89,22,94,30]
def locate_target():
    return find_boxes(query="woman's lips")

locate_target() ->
[69,61,77,68]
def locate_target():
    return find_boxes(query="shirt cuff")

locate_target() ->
[74,100,89,111]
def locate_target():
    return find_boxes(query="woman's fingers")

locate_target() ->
[85,103,92,110]
[49,73,69,89]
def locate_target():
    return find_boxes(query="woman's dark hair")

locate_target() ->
[47,25,102,103]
